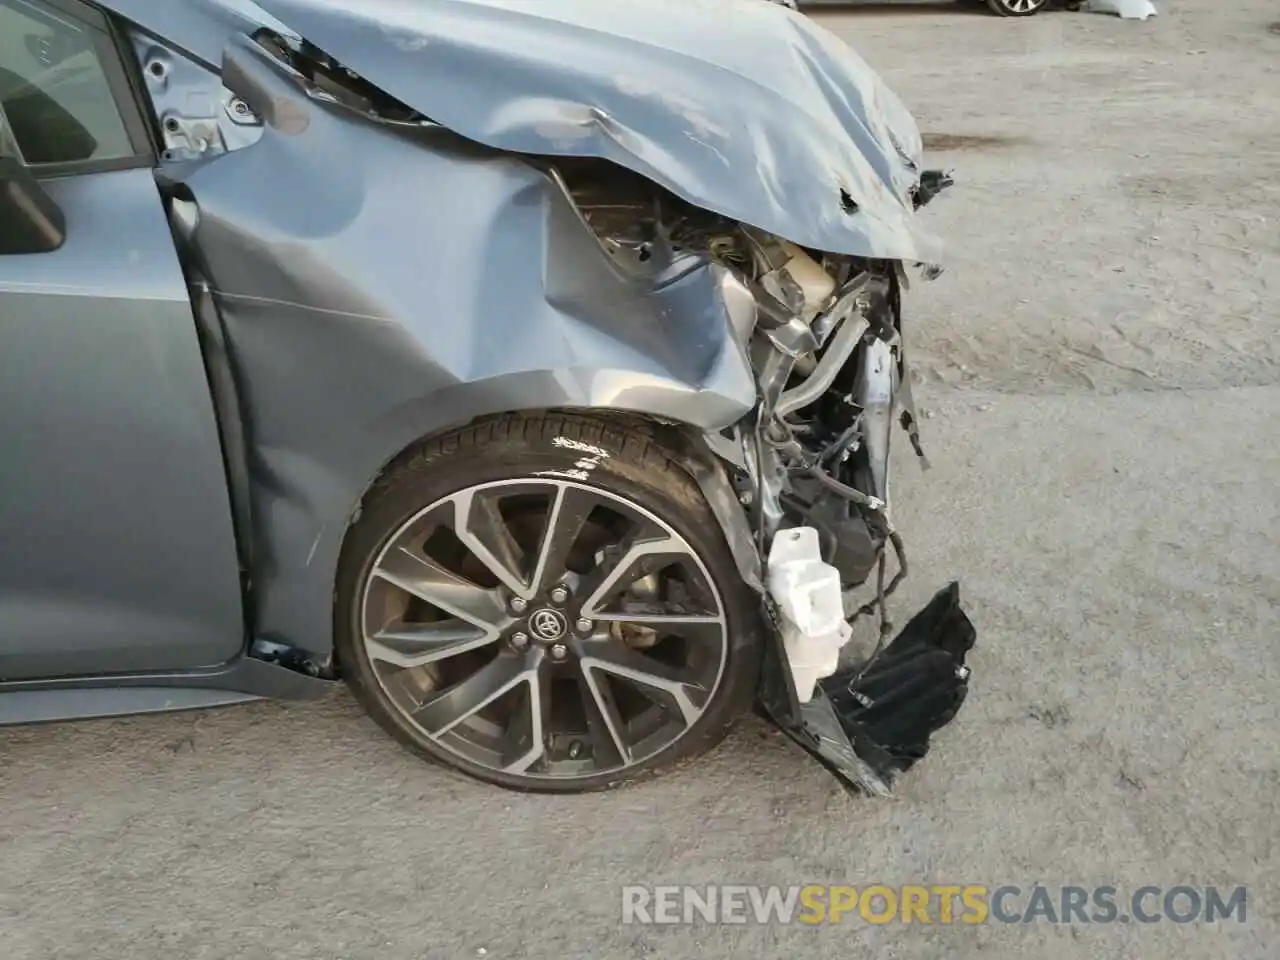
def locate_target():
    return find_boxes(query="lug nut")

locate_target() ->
[575,618,593,633]
[512,632,529,650]
[549,585,569,605]
[550,643,568,661]
[510,596,528,614]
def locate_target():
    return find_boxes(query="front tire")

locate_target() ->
[334,414,762,792]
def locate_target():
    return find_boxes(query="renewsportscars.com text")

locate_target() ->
[621,884,1247,926]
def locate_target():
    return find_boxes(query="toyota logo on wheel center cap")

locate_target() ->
[529,608,567,643]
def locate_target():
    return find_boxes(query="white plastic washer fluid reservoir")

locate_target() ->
[766,526,853,703]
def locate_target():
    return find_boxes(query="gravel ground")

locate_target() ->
[3,2,1278,958]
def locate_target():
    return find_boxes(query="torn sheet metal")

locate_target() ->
[1084,0,1158,19]
[242,0,940,262]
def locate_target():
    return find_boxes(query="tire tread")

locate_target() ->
[336,411,760,793]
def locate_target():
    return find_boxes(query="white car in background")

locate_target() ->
[776,0,1051,17]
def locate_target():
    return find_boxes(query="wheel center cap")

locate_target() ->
[528,608,568,643]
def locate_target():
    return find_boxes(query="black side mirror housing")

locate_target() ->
[0,155,66,255]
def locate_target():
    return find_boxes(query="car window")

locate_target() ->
[0,0,133,166]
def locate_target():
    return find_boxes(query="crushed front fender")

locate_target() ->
[157,35,760,664]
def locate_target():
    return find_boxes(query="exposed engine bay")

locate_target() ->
[556,158,921,607]
[553,159,973,794]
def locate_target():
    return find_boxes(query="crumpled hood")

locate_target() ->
[252,0,940,261]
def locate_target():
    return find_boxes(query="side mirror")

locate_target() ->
[0,155,66,255]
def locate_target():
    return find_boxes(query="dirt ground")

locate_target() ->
[3,2,1277,958]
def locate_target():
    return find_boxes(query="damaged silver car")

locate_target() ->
[0,0,973,793]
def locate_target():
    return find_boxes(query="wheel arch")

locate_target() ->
[252,378,757,674]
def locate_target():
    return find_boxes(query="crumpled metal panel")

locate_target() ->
[247,0,939,261]
[168,37,756,658]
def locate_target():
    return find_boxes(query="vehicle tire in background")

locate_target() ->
[985,0,1049,15]
[334,413,763,791]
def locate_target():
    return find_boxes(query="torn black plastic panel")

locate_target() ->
[761,582,976,795]
[913,169,956,210]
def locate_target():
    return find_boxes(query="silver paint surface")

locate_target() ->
[100,0,938,259]
[0,169,244,678]
[168,38,757,658]
[96,0,295,67]
[254,0,937,259]
[10,0,938,668]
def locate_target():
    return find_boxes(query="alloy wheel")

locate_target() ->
[358,479,730,783]
[987,0,1048,14]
